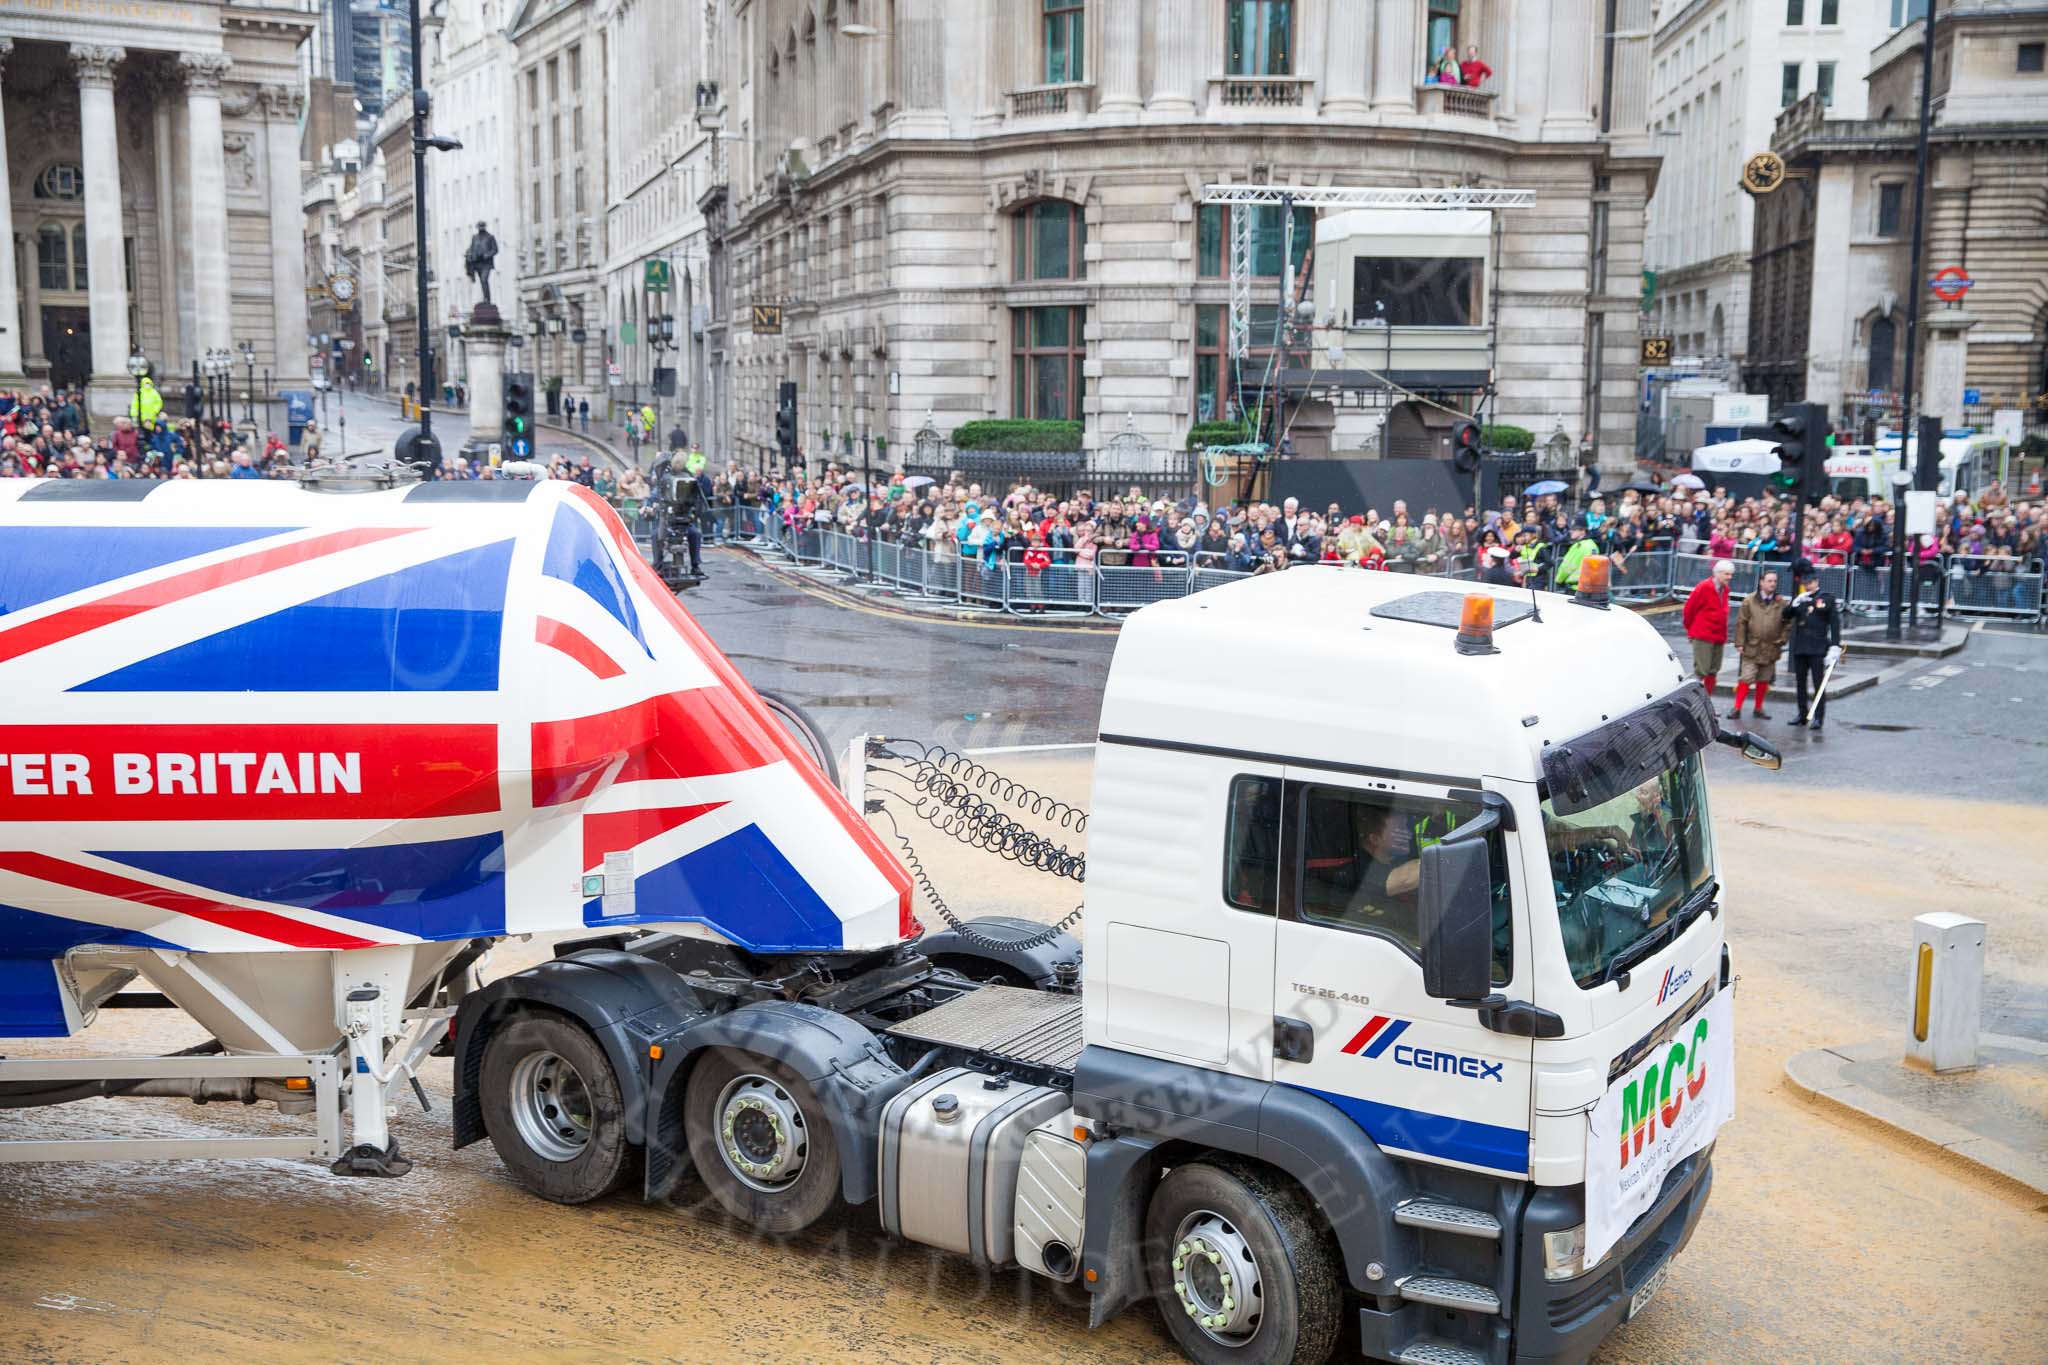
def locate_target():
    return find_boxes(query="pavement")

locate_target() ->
[1785,1035,2048,1199]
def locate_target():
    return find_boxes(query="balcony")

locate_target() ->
[1416,82,1498,120]
[1005,81,1095,120]
[1210,74,1313,109]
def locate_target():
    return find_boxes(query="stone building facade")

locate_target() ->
[423,0,521,382]
[1746,4,2048,430]
[0,0,313,416]
[699,0,1658,478]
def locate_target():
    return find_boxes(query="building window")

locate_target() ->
[2020,42,2046,74]
[1785,0,1803,24]
[1014,201,1086,281]
[1868,316,1897,394]
[1780,62,1800,105]
[1010,306,1086,419]
[1197,203,1312,278]
[1353,257,1480,327]
[70,224,87,290]
[1043,0,1084,83]
[1225,0,1292,76]
[1816,61,1836,106]
[1426,1,1460,70]
[36,224,69,291]
[1877,182,1905,237]
[1195,303,1296,422]
[33,162,84,200]
[1819,0,1838,23]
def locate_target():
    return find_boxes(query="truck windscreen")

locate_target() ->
[1538,683,1716,817]
[1542,751,1715,990]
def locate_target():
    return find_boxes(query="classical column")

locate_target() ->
[1370,0,1417,114]
[1509,0,1551,128]
[262,85,311,388]
[1095,0,1143,120]
[71,43,130,408]
[893,0,950,137]
[1145,0,1203,118]
[179,53,233,360]
[0,40,23,384]
[1545,0,1596,131]
[1322,0,1372,117]
[152,94,183,375]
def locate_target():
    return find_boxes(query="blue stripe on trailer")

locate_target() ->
[0,958,74,1036]
[94,834,508,940]
[73,538,517,692]
[0,901,183,958]
[579,823,843,953]
[542,502,650,656]
[0,526,294,618]
[1288,1083,1530,1176]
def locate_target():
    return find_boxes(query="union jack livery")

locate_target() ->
[0,476,913,1044]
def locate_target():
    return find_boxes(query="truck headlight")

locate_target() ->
[1543,1224,1588,1282]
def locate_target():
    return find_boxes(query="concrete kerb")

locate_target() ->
[1784,1037,2048,1203]
[729,545,1123,631]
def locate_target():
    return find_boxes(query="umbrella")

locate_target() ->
[1621,478,1665,494]
[902,474,935,489]
[1672,472,1707,490]
[1524,479,1569,497]
[840,481,869,495]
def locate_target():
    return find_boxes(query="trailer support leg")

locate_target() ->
[331,985,414,1177]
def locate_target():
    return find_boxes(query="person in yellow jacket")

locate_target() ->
[1553,518,1598,589]
[127,374,164,424]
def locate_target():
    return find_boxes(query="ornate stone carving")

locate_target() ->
[27,102,80,141]
[0,37,14,76]
[69,44,126,89]
[258,84,306,121]
[219,84,258,119]
[222,132,257,190]
[176,51,232,95]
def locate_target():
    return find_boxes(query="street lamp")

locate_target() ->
[125,345,148,428]
[238,339,258,429]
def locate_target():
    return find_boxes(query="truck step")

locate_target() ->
[1394,1337,1493,1365]
[1393,1199,1503,1239]
[1397,1275,1502,1315]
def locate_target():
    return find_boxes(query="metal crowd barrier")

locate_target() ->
[745,515,2046,624]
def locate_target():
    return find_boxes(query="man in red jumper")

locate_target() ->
[1682,559,1734,697]
[1460,45,1494,87]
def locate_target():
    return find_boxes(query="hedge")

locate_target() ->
[1187,420,1253,450]
[948,419,1084,452]
[1481,424,1535,452]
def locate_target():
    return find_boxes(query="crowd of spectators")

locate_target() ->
[0,387,307,481]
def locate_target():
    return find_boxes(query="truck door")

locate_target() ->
[1269,769,1535,1180]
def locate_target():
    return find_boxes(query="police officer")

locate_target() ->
[1784,559,1843,732]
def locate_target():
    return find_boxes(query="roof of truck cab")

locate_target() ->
[1097,566,1695,787]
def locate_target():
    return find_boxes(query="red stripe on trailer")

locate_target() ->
[566,486,918,940]
[0,526,424,666]
[0,851,381,949]
[582,802,728,873]
[1342,1015,1392,1055]
[530,689,781,808]
[536,615,625,679]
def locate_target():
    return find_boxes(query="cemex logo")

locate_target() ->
[1341,1015,1504,1083]
[1656,965,1694,1007]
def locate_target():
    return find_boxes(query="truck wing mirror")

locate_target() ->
[1418,806,1500,1003]
[1715,726,1782,770]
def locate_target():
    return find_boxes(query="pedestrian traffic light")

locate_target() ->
[1450,418,1482,473]
[504,373,533,460]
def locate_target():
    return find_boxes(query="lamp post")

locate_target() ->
[239,339,257,430]
[125,345,148,429]
[1887,3,1940,643]
[650,311,680,458]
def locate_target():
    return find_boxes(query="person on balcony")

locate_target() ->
[1460,45,1494,88]
[1428,47,1460,84]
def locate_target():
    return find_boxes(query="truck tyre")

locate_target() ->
[683,1046,842,1234]
[479,1011,634,1204]
[1144,1160,1342,1365]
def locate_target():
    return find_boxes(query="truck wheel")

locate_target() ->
[1144,1161,1342,1365]
[479,1012,634,1204]
[683,1047,841,1234]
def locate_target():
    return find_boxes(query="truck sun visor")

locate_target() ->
[1540,684,1716,816]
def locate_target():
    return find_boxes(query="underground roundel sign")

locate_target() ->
[1929,267,1974,302]
[1584,989,1735,1268]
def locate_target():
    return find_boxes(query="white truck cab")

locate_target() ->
[1076,565,1742,1362]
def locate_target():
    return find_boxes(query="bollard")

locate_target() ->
[1906,912,1984,1073]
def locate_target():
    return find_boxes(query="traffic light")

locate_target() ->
[775,381,798,464]
[503,372,533,460]
[1744,402,1828,499]
[1450,418,1482,473]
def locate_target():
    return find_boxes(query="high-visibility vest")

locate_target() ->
[1413,810,1459,851]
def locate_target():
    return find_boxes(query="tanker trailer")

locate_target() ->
[0,470,910,1174]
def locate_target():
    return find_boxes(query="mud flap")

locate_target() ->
[1081,1135,1158,1328]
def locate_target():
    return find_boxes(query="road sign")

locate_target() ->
[1963,387,1981,405]
[752,303,784,335]
[1639,336,1673,366]
[644,259,671,292]
[1930,267,1974,301]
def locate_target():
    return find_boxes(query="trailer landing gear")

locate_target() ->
[331,1138,413,1178]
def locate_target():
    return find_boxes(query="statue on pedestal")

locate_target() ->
[464,222,499,306]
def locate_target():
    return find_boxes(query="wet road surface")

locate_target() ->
[3,554,2045,1364]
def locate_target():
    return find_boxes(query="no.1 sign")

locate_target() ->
[1930,266,1974,302]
